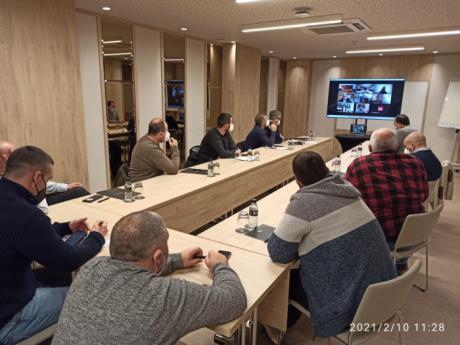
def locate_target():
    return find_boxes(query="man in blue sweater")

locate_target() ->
[267,151,396,340]
[404,131,442,181]
[0,146,108,345]
[244,113,277,150]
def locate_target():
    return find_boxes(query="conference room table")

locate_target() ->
[48,202,290,345]
[69,137,332,234]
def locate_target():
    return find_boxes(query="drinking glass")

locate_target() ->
[254,150,260,160]
[133,181,145,200]
[351,147,357,157]
[235,211,250,234]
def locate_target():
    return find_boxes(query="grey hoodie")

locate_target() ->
[268,174,396,338]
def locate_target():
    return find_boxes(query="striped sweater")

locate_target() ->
[267,174,396,338]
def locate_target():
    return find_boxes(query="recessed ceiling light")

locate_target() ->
[368,29,460,41]
[292,56,297,59]
[180,27,188,32]
[236,0,263,3]
[433,50,439,54]
[241,15,342,33]
[102,40,122,44]
[268,50,274,54]
[230,40,236,44]
[345,47,425,54]
[101,6,111,11]
[378,53,384,56]
[332,55,337,58]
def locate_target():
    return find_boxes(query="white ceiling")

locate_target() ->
[76,0,460,59]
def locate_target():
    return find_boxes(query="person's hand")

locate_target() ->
[280,134,285,142]
[69,218,90,232]
[68,182,83,190]
[235,148,241,154]
[205,250,228,273]
[169,138,178,148]
[270,123,277,132]
[90,220,108,237]
[181,247,204,268]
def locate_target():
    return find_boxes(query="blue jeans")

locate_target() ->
[0,287,68,345]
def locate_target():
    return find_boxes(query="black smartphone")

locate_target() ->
[218,250,232,259]
[82,194,104,203]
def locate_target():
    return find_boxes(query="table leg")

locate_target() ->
[251,308,258,345]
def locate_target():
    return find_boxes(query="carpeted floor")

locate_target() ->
[181,173,460,345]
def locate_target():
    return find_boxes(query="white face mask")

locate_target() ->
[153,251,167,277]
[404,148,411,154]
[266,119,271,127]
[276,119,281,126]
[229,123,234,132]
[164,131,171,142]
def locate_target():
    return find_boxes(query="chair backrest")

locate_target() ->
[112,162,130,188]
[425,179,440,210]
[439,161,452,199]
[350,260,421,335]
[189,145,200,156]
[330,137,343,161]
[16,324,57,345]
[395,204,443,250]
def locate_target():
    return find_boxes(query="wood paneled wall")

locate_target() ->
[222,43,261,143]
[283,60,312,138]
[0,0,88,184]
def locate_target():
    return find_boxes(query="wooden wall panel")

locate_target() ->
[221,44,236,117]
[0,0,88,184]
[283,60,312,138]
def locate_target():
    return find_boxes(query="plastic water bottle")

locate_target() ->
[309,130,314,141]
[124,181,134,202]
[248,199,258,230]
[335,155,342,173]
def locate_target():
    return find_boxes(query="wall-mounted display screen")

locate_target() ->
[166,80,184,109]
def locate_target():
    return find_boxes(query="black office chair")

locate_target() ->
[184,145,201,168]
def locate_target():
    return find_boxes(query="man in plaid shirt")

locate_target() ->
[345,128,428,244]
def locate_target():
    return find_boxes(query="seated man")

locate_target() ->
[130,118,180,182]
[0,141,89,213]
[345,128,428,244]
[266,110,284,144]
[244,113,277,150]
[394,114,415,152]
[0,146,108,345]
[106,100,120,124]
[194,112,240,164]
[267,151,396,339]
[404,131,442,182]
[52,211,247,345]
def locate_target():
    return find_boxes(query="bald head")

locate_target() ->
[0,141,16,176]
[404,132,426,152]
[370,128,397,152]
[110,211,169,262]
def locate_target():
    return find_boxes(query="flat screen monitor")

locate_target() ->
[326,78,405,120]
[166,80,184,109]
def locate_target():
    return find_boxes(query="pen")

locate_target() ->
[98,197,110,203]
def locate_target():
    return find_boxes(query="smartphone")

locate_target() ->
[82,194,104,203]
[65,231,87,246]
[218,250,232,259]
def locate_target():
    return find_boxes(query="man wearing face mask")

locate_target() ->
[244,113,277,150]
[52,211,247,345]
[193,112,240,165]
[266,110,284,144]
[0,146,108,345]
[129,118,180,182]
[265,151,395,342]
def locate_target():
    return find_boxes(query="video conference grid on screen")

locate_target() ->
[326,79,405,120]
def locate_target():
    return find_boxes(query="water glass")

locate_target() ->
[235,211,250,234]
[253,150,260,160]
[213,162,220,175]
[124,181,134,203]
[133,181,145,200]
[288,140,295,150]
[351,147,357,157]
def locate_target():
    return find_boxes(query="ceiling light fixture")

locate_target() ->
[241,15,342,33]
[292,56,297,59]
[180,27,188,32]
[102,40,122,44]
[101,6,111,11]
[332,55,337,58]
[433,50,439,54]
[378,53,384,56]
[236,0,264,3]
[368,29,460,41]
[345,47,425,54]
[164,58,185,63]
[103,52,132,56]
[268,50,275,54]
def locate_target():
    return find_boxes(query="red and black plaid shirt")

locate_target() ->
[344,150,428,240]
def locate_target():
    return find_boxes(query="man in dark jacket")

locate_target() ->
[0,146,108,345]
[404,131,442,182]
[245,113,277,150]
[266,110,284,144]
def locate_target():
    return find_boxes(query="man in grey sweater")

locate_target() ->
[52,211,247,345]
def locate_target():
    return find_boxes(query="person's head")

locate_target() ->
[110,211,169,274]
[394,114,410,130]
[369,128,397,152]
[148,118,170,143]
[254,113,267,128]
[107,100,116,110]
[292,151,329,188]
[0,141,16,176]
[404,131,427,153]
[269,110,282,126]
[4,146,54,202]
[217,112,233,133]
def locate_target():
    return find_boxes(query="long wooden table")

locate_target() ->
[70,137,332,233]
[48,202,290,343]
